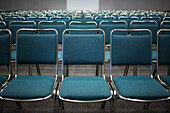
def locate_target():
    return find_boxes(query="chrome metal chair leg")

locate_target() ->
[101,101,106,109]
[36,64,41,76]
[16,102,22,109]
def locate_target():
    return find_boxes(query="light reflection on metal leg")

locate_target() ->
[152,65,157,77]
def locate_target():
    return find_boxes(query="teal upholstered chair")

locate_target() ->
[69,21,97,34]
[27,17,47,28]
[157,29,170,91]
[161,21,170,34]
[95,17,116,28]
[50,17,70,29]
[0,29,12,89]
[72,16,93,22]
[99,20,127,62]
[0,21,6,29]
[163,17,170,21]
[38,21,66,61]
[110,29,170,112]
[0,29,58,112]
[57,29,113,112]
[141,17,161,30]
[5,17,25,29]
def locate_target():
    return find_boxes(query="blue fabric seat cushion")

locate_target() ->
[58,51,62,61]
[113,76,170,100]
[152,50,157,60]
[0,75,7,86]
[160,76,170,87]
[0,76,55,99]
[105,51,110,61]
[60,76,111,101]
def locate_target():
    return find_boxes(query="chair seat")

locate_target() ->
[160,76,170,87]
[105,51,110,61]
[59,76,111,101]
[113,76,170,100]
[0,75,7,86]
[58,51,62,61]
[152,50,157,60]
[0,76,55,99]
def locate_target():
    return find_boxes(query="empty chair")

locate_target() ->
[119,17,139,29]
[157,29,170,91]
[50,17,70,29]
[38,21,66,61]
[72,16,93,22]
[141,17,161,30]
[161,21,170,30]
[95,17,116,28]
[5,17,25,29]
[0,29,58,112]
[57,29,112,112]
[27,17,47,28]
[110,29,170,112]
[0,29,12,89]
[99,20,127,61]
[0,22,6,34]
[69,21,97,34]
[163,17,170,21]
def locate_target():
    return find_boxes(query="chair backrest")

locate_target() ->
[0,22,6,35]
[62,29,105,67]
[95,17,116,28]
[161,21,170,30]
[119,17,139,29]
[5,17,25,29]
[141,17,161,30]
[99,21,127,44]
[69,21,97,34]
[50,17,70,29]
[131,21,157,44]
[9,21,36,44]
[163,17,170,21]
[38,21,66,44]
[0,29,11,66]
[72,16,93,22]
[27,17,47,28]
[110,29,152,74]
[157,29,170,70]
[16,29,58,71]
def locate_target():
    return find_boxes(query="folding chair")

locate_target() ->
[110,29,170,112]
[0,29,12,89]
[157,29,170,91]
[99,20,127,62]
[0,29,58,112]
[38,21,66,61]
[57,29,113,112]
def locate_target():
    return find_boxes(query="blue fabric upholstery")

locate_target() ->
[58,51,62,61]
[27,18,47,28]
[9,24,35,44]
[0,75,7,86]
[142,18,161,30]
[105,51,110,61]
[69,25,97,34]
[152,50,157,60]
[96,18,115,27]
[160,76,170,87]
[73,18,92,22]
[11,50,15,61]
[161,22,170,34]
[50,18,69,29]
[158,35,170,65]
[0,23,5,29]
[111,35,151,65]
[0,76,55,99]
[60,76,111,100]
[100,21,127,44]
[113,76,170,100]
[17,34,57,64]
[131,21,157,44]
[5,18,24,29]
[39,22,65,44]
[119,18,138,29]
[63,34,104,65]
[0,34,10,65]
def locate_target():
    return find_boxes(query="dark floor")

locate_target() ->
[0,62,169,113]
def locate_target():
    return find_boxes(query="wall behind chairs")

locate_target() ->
[99,0,170,11]
[0,0,169,11]
[0,0,66,11]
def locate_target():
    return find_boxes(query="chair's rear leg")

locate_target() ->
[0,100,3,113]
[133,65,137,76]
[123,65,129,76]
[28,64,32,76]
[96,65,99,76]
[16,102,22,109]
[36,64,41,76]
[101,101,106,109]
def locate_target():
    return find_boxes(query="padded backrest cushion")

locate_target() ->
[63,34,104,65]
[0,34,10,65]
[111,35,151,65]
[158,34,170,65]
[17,34,56,64]
[69,25,97,34]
